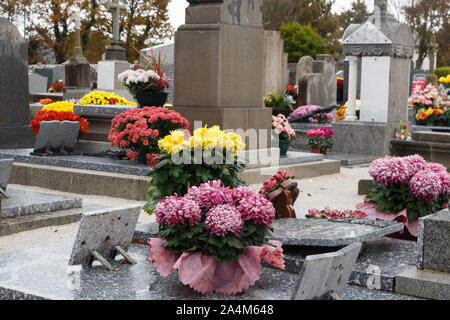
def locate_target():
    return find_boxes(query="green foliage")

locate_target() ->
[279,23,329,63]
[307,136,332,149]
[143,152,246,214]
[158,218,273,263]
[426,73,439,87]
[264,90,293,110]
[366,183,448,220]
[435,67,450,78]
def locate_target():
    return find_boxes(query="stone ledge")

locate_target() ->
[395,267,450,300]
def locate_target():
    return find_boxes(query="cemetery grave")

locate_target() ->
[0,0,449,302]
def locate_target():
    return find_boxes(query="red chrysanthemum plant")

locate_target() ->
[108,106,189,166]
[30,110,89,138]
[260,171,294,197]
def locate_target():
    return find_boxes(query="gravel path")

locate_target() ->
[0,165,371,254]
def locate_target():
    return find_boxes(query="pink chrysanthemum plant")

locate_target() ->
[365,155,449,221]
[154,180,276,262]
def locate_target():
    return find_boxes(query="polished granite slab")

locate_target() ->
[0,242,421,300]
[271,218,404,246]
[276,237,417,292]
[134,218,404,248]
[1,187,82,218]
[0,149,151,176]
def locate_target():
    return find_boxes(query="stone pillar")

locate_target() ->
[172,0,271,148]
[0,18,35,148]
[263,31,285,96]
[345,57,358,121]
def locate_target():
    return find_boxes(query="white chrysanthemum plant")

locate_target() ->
[118,69,165,96]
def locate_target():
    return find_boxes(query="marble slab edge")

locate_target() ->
[1,197,83,218]
[0,151,152,176]
[271,222,404,247]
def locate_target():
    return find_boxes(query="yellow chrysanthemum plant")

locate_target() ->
[79,91,137,106]
[42,101,74,113]
[143,125,247,214]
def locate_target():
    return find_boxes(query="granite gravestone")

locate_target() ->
[295,56,314,87]
[28,72,48,94]
[69,204,141,271]
[417,209,450,273]
[32,121,80,155]
[0,159,13,199]
[292,242,362,300]
[316,54,337,107]
[0,18,35,148]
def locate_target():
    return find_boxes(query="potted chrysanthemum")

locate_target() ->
[148,180,284,295]
[357,155,449,239]
[118,47,170,107]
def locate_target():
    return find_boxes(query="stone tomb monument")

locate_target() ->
[63,8,91,100]
[332,0,415,156]
[97,0,133,101]
[296,54,337,107]
[0,18,35,148]
[173,0,272,146]
[395,209,450,299]
[69,204,141,271]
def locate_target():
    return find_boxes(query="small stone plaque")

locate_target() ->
[292,242,362,300]
[69,204,142,267]
[271,218,404,247]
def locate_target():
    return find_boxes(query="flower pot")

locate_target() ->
[135,91,168,107]
[279,139,291,156]
[320,149,327,155]
[310,146,320,154]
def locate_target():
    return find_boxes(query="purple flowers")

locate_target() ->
[369,156,411,186]
[186,180,233,210]
[369,155,449,202]
[409,170,442,202]
[154,195,202,226]
[288,105,334,123]
[237,194,275,228]
[205,204,243,237]
[155,180,276,237]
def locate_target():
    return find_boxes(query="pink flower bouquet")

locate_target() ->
[272,114,295,141]
[288,105,334,123]
[148,180,285,295]
[359,155,449,238]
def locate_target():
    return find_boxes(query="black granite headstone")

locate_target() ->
[409,60,415,96]
[0,18,34,148]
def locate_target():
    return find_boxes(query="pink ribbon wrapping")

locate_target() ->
[148,238,285,295]
[355,202,418,237]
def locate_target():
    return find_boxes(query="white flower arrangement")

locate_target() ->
[118,69,162,96]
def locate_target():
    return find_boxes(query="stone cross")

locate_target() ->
[108,0,126,43]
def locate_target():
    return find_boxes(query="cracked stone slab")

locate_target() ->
[0,242,422,300]
[271,218,404,247]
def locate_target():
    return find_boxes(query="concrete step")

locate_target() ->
[395,267,450,300]
[9,159,341,200]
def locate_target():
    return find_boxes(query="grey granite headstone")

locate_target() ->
[69,204,141,268]
[0,18,35,148]
[0,158,13,192]
[291,242,362,300]
[417,209,450,273]
[28,72,48,94]
[60,121,80,152]
[316,54,337,106]
[295,56,314,86]
[33,120,60,153]
[34,68,53,89]
[33,121,80,154]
